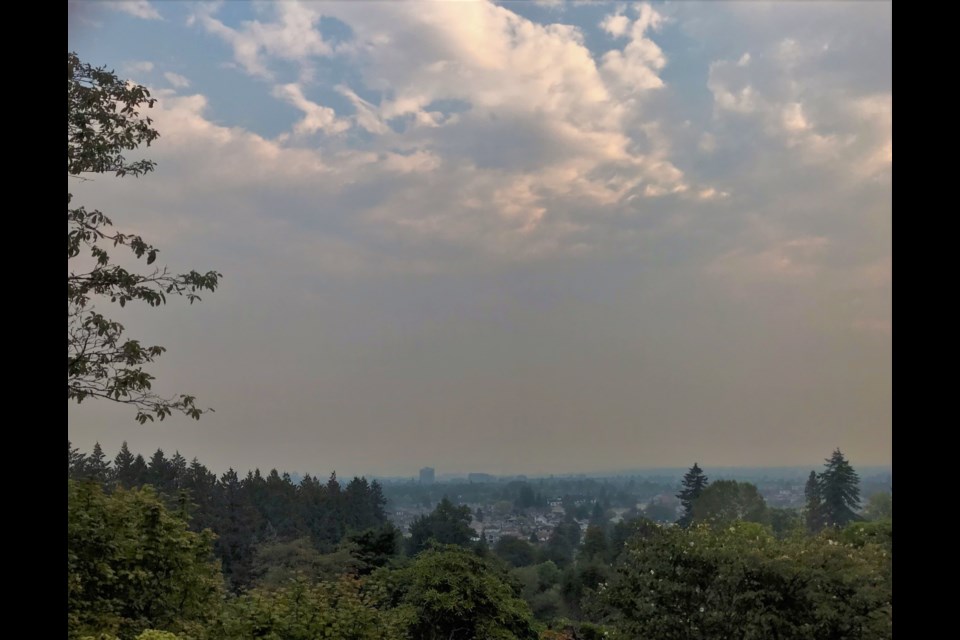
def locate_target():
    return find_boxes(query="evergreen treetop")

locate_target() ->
[677,462,709,527]
[819,448,861,528]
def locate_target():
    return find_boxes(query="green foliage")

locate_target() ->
[836,520,893,554]
[608,517,658,563]
[512,559,563,618]
[767,507,804,538]
[218,576,400,640]
[543,519,582,567]
[134,633,186,640]
[406,497,475,556]
[496,536,539,568]
[819,449,862,528]
[66,441,890,636]
[80,633,188,640]
[510,561,565,622]
[804,470,825,533]
[345,525,401,573]
[863,491,892,521]
[602,521,891,639]
[641,501,676,523]
[690,479,768,526]
[67,52,220,423]
[579,525,608,561]
[250,537,364,589]
[67,480,223,640]
[382,545,540,640]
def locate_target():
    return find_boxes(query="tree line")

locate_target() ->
[69,440,391,591]
[674,449,872,534]
[68,442,891,639]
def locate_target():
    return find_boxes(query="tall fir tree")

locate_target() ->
[86,442,110,484]
[804,470,824,533]
[113,441,136,487]
[819,449,861,528]
[147,448,173,492]
[170,450,188,491]
[68,440,87,480]
[369,479,389,526]
[677,462,709,527]
[130,454,149,486]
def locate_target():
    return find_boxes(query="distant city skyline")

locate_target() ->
[68,1,891,476]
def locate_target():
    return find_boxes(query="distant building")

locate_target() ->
[468,472,496,483]
[419,467,435,485]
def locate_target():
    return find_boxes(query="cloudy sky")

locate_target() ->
[68,1,891,478]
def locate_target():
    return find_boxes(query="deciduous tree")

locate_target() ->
[68,52,220,423]
[690,479,768,526]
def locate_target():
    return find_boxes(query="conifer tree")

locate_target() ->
[130,454,149,486]
[68,440,87,480]
[819,449,861,528]
[169,450,188,491]
[113,441,136,487]
[804,470,824,533]
[86,442,110,484]
[147,448,172,491]
[369,479,389,526]
[677,462,709,527]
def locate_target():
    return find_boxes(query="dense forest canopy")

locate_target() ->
[68,441,892,639]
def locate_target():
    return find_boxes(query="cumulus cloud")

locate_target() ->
[107,0,162,21]
[599,3,667,93]
[600,10,630,38]
[68,0,891,473]
[184,0,691,255]
[189,1,333,79]
[273,83,351,136]
[147,1,889,290]
[99,2,891,304]
[706,36,890,177]
[163,71,191,88]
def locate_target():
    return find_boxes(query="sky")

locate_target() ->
[67,1,891,479]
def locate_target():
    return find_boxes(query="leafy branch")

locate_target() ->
[67,52,220,423]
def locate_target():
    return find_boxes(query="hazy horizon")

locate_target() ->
[68,1,891,478]
[66,436,892,482]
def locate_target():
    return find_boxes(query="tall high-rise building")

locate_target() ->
[419,466,435,485]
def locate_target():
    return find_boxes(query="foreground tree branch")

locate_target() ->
[68,52,221,423]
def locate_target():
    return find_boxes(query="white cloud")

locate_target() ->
[183,1,690,250]
[125,60,154,75]
[163,72,191,89]
[707,59,760,114]
[123,1,887,282]
[190,2,333,79]
[108,0,162,21]
[273,84,351,136]
[600,3,667,93]
[600,12,630,38]
[707,35,890,177]
[334,85,389,135]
